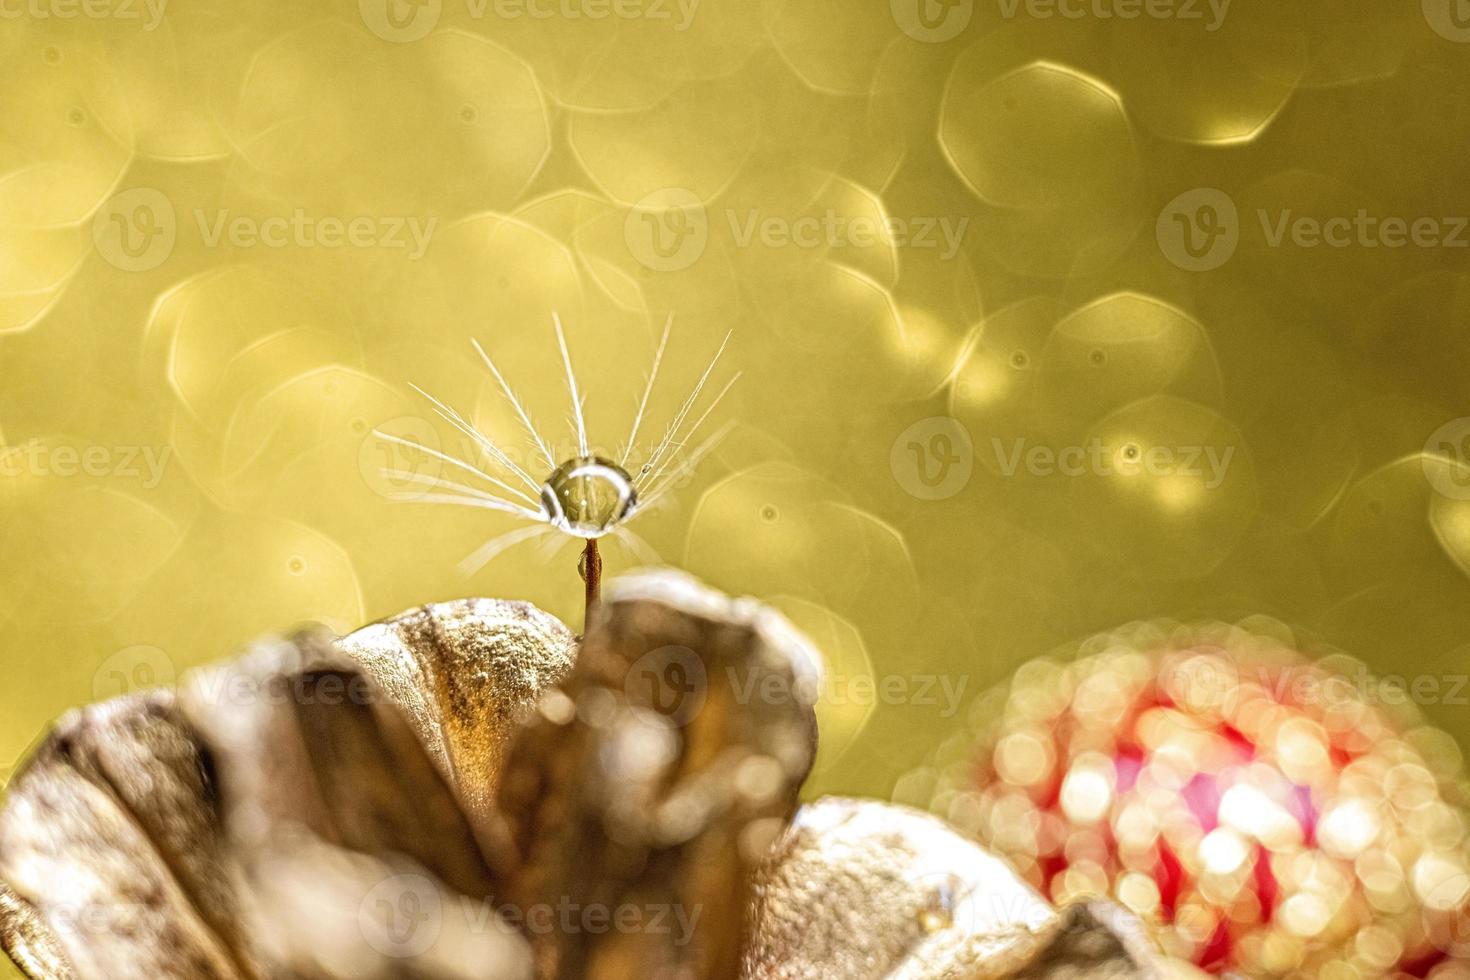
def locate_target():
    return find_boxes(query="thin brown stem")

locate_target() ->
[579,538,602,630]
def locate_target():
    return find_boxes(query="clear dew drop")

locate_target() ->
[917,875,960,934]
[540,456,637,539]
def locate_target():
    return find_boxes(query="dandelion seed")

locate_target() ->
[381,314,737,629]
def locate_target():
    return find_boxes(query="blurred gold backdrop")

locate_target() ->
[5,1,1470,943]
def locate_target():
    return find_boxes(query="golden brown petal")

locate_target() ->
[743,797,1054,980]
[0,694,250,979]
[744,798,1199,980]
[496,570,821,980]
[0,600,574,980]
[992,900,1188,980]
[0,883,73,980]
[1,581,1200,980]
[336,598,577,827]
[178,627,505,901]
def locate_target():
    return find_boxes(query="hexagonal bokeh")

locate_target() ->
[3,10,1470,976]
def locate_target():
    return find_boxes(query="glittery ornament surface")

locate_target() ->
[913,622,1470,978]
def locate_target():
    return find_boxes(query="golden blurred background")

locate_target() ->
[5,2,1470,954]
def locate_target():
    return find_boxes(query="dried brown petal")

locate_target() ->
[994,900,1196,979]
[174,627,534,980]
[744,798,1197,980]
[1,581,1199,980]
[0,883,72,979]
[0,692,250,978]
[336,599,577,826]
[1,599,574,979]
[179,628,502,899]
[742,797,1053,980]
[496,571,821,980]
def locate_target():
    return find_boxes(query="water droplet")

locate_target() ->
[541,456,637,539]
[917,876,959,934]
[1089,348,1107,366]
[1121,442,1141,462]
[1011,350,1030,369]
[759,504,780,525]
[288,556,306,575]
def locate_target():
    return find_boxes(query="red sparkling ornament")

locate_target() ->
[913,621,1470,978]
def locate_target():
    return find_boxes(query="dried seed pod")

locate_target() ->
[0,599,574,980]
[743,798,1199,980]
[333,599,577,829]
[177,628,524,978]
[0,883,71,980]
[495,571,821,980]
[0,575,1202,980]
[0,689,258,978]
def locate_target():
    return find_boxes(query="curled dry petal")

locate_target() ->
[178,628,527,978]
[0,599,574,979]
[744,798,1198,980]
[0,574,1197,980]
[335,599,577,827]
[495,570,821,980]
